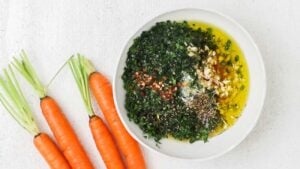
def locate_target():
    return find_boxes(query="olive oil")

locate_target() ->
[188,21,250,136]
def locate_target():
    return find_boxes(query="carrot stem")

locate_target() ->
[46,56,71,89]
[68,54,94,116]
[0,66,39,135]
[12,50,46,98]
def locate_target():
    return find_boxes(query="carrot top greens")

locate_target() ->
[0,65,39,135]
[12,50,46,98]
[68,54,95,117]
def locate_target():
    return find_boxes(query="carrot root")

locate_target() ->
[89,72,146,169]
[90,115,125,169]
[34,133,71,169]
[40,96,94,169]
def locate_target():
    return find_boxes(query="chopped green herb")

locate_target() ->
[235,55,240,62]
[224,40,232,50]
[240,85,245,91]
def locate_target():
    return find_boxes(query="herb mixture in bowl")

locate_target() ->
[122,21,249,143]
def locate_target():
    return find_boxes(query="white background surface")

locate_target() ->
[0,0,299,169]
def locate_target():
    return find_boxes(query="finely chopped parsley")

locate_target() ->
[122,21,249,143]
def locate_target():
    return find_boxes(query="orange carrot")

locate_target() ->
[89,71,147,169]
[34,133,71,169]
[13,51,94,169]
[69,55,125,169]
[40,96,94,169]
[90,115,125,169]
[0,66,71,169]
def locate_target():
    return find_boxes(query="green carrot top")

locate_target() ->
[0,65,39,135]
[68,54,95,117]
[12,50,46,98]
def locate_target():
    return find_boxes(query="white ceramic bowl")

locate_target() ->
[113,8,266,160]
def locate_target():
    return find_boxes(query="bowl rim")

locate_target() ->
[113,8,266,161]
